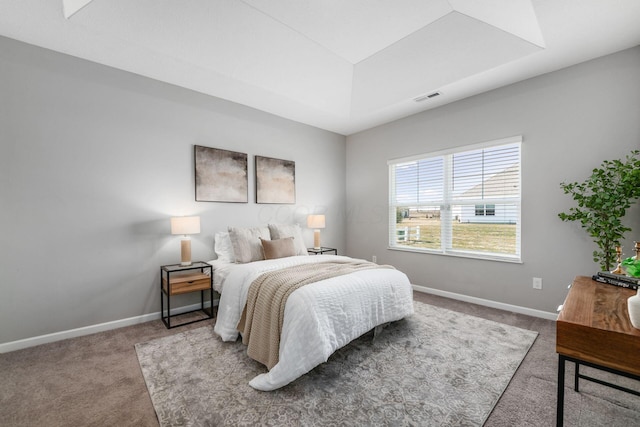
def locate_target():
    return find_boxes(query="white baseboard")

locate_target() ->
[0,302,213,354]
[412,284,558,321]
[2,288,555,354]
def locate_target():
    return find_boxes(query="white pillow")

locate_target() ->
[214,231,236,263]
[228,226,270,263]
[268,223,308,256]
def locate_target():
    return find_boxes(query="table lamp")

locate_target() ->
[307,215,326,250]
[171,216,201,266]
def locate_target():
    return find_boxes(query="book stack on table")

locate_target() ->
[592,271,640,290]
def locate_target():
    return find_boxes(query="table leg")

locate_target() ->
[575,361,580,392]
[557,354,565,427]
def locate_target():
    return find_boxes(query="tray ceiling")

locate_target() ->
[1,0,640,135]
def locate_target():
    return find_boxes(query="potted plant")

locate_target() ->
[558,150,640,271]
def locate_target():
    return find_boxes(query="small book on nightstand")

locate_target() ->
[597,271,640,284]
[592,272,639,290]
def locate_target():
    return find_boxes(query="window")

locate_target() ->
[475,204,495,216]
[388,137,521,262]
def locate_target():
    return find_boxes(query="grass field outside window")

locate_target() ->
[394,217,517,255]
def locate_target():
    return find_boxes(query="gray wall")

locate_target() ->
[0,36,346,344]
[346,46,640,313]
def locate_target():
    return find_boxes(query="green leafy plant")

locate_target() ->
[622,257,640,278]
[558,150,640,271]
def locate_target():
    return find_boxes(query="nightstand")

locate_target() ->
[160,261,216,329]
[307,247,337,255]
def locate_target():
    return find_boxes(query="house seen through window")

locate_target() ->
[388,137,521,262]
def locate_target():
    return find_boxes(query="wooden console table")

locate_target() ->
[556,275,640,426]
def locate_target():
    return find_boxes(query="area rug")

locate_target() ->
[135,302,538,426]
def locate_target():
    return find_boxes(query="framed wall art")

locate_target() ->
[194,145,248,203]
[255,155,295,204]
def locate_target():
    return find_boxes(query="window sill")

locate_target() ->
[387,246,522,264]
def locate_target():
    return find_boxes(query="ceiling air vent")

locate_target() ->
[413,91,441,102]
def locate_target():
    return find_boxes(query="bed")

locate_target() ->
[209,225,414,391]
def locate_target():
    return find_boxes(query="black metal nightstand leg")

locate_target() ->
[557,354,565,427]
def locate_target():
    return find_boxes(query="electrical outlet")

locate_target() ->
[372,255,377,263]
[533,277,543,290]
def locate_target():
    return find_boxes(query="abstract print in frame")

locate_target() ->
[255,155,295,204]
[195,145,248,203]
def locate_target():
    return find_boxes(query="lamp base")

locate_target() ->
[180,238,192,266]
[313,229,321,250]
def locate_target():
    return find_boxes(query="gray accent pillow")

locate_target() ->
[268,223,308,256]
[228,226,270,263]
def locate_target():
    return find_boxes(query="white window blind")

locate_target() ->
[388,137,521,262]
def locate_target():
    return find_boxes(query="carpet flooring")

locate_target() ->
[2,291,640,426]
[135,302,538,426]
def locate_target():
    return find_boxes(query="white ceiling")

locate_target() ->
[1,0,639,135]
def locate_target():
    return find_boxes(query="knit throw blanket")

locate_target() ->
[237,259,392,369]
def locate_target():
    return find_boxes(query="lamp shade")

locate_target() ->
[171,216,201,235]
[307,215,326,229]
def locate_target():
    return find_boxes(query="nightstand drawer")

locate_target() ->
[163,273,210,295]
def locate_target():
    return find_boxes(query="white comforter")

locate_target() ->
[211,255,414,391]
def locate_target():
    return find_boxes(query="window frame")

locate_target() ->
[388,136,522,263]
